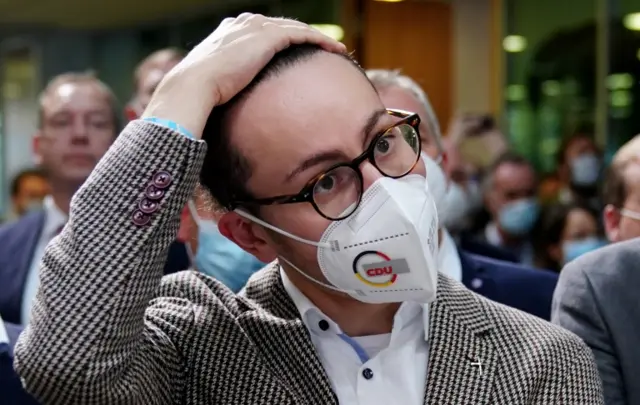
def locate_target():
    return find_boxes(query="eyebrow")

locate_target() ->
[284,109,388,183]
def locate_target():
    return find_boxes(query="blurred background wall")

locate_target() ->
[1,0,639,214]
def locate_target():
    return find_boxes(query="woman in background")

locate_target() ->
[534,202,606,272]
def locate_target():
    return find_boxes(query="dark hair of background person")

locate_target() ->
[11,167,47,197]
[199,44,364,213]
[37,71,122,135]
[555,130,597,168]
[532,202,601,272]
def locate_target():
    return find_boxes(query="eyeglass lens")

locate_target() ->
[312,122,420,220]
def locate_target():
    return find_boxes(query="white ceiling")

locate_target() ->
[0,0,265,29]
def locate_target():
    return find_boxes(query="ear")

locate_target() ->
[32,132,43,165]
[603,204,621,243]
[218,211,278,263]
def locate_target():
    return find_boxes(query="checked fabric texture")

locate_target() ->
[14,121,604,405]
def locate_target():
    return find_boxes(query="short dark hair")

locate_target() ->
[38,71,122,134]
[11,167,47,197]
[556,132,595,167]
[200,44,363,211]
[482,151,535,193]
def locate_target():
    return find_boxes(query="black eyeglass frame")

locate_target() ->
[232,108,422,220]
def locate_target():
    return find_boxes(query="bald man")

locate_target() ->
[553,135,640,405]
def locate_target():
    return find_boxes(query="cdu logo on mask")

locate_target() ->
[352,251,410,287]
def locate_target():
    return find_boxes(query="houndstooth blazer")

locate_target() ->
[15,121,604,405]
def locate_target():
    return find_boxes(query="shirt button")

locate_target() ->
[318,320,329,331]
[362,368,374,380]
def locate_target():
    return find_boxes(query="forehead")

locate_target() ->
[42,81,111,115]
[494,162,534,186]
[227,52,385,190]
[622,160,640,194]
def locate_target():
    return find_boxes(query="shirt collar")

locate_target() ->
[42,196,68,238]
[438,229,463,282]
[280,266,429,342]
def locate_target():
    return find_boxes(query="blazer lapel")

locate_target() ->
[424,274,499,404]
[239,264,337,405]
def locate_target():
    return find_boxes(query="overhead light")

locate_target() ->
[310,24,344,41]
[624,13,640,31]
[503,35,527,53]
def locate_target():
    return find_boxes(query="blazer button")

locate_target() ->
[138,198,159,214]
[132,210,151,226]
[152,171,172,189]
[145,184,164,200]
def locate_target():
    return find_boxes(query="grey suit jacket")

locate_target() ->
[552,239,640,405]
[15,121,603,404]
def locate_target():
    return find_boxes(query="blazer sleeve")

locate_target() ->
[14,120,207,404]
[552,263,621,405]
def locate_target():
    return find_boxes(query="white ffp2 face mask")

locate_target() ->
[236,174,440,304]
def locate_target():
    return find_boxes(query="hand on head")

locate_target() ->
[141,14,346,138]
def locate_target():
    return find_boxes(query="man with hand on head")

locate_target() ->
[16,15,603,405]
[366,69,558,320]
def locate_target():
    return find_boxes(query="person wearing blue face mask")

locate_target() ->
[556,133,602,211]
[481,152,540,266]
[187,200,267,292]
[534,202,607,272]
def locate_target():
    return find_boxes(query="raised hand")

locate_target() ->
[142,14,346,138]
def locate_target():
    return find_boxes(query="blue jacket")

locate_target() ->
[0,211,188,325]
[459,249,558,320]
[1,321,39,404]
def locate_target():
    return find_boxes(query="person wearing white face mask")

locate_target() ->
[366,69,559,321]
[15,19,603,405]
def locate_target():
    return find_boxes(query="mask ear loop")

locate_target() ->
[234,209,332,249]
[233,209,356,294]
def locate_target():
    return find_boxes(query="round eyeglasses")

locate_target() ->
[233,109,422,220]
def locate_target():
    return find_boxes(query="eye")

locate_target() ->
[375,133,396,156]
[316,174,336,193]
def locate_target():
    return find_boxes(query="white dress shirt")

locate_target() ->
[438,230,462,282]
[21,196,67,324]
[0,314,8,347]
[281,269,429,405]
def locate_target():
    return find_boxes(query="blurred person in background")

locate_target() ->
[555,132,602,209]
[0,72,120,325]
[15,17,602,405]
[476,152,539,266]
[534,202,606,272]
[437,137,482,233]
[553,134,640,405]
[1,317,39,404]
[8,167,49,220]
[368,69,558,320]
[125,47,184,121]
